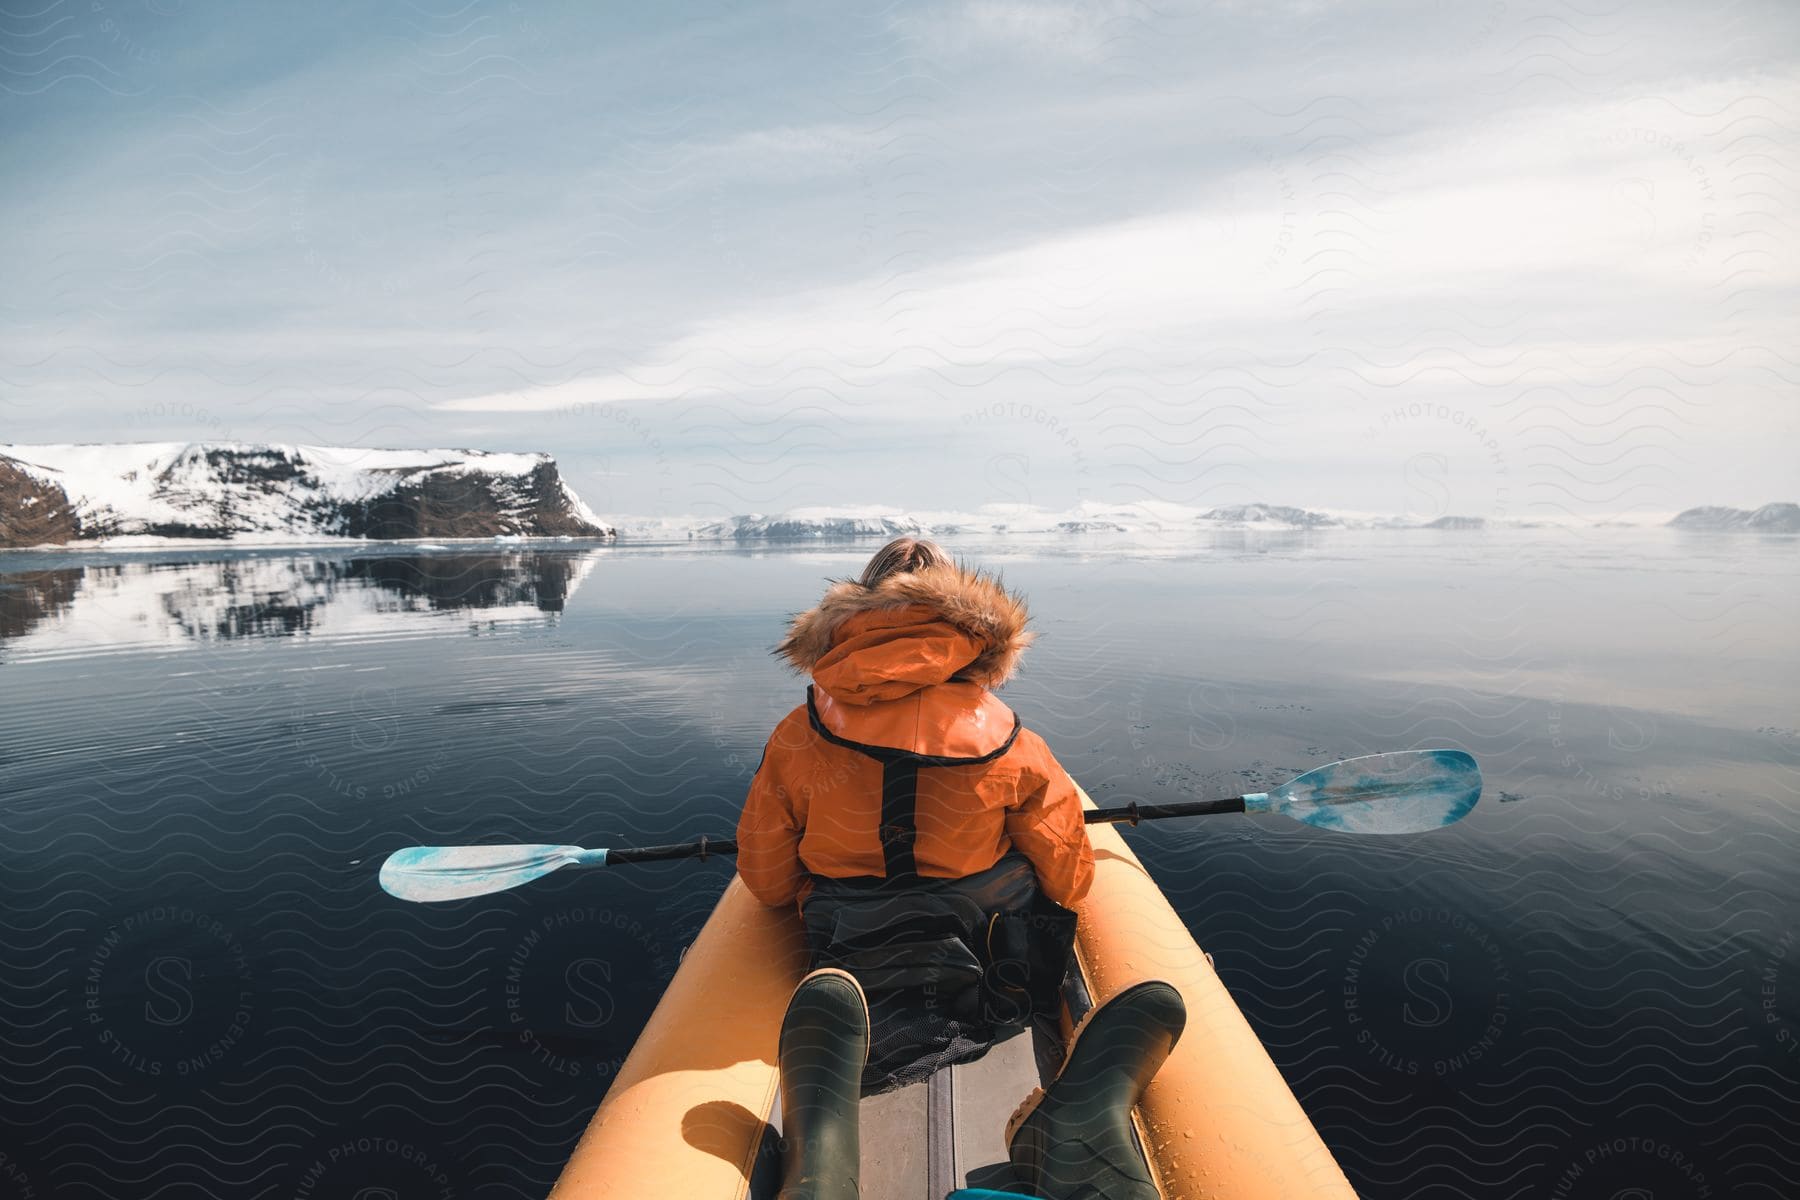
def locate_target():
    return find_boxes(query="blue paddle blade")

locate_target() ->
[379,844,608,903]
[1246,749,1482,835]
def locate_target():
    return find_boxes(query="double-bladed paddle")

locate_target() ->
[379,748,1480,904]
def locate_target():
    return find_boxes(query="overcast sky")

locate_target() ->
[2,0,1795,519]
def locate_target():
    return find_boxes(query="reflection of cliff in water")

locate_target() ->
[0,550,599,656]
[0,568,83,642]
[155,559,337,642]
[343,553,584,613]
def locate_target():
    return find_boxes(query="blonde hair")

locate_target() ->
[858,536,951,588]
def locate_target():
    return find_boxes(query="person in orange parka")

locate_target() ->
[735,537,1095,914]
[742,540,1181,1200]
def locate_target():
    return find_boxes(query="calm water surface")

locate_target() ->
[1,531,1795,1199]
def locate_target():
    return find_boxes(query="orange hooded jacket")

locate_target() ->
[735,560,1096,911]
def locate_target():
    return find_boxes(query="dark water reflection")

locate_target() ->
[0,533,1795,1198]
[0,567,81,640]
[0,551,593,653]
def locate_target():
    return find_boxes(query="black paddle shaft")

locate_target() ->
[1085,796,1248,825]
[601,796,1248,865]
[606,836,740,865]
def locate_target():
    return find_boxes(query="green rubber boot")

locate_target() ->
[777,967,870,1200]
[1005,979,1187,1200]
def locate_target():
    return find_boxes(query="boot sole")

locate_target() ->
[1004,1084,1045,1149]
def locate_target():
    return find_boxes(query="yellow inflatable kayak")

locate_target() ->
[547,783,1357,1200]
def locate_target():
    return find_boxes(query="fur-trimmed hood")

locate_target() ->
[773,559,1036,691]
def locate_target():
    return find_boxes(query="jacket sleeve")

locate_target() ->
[1005,745,1095,908]
[735,735,805,908]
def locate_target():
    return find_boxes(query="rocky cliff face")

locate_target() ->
[0,458,80,547]
[0,443,615,547]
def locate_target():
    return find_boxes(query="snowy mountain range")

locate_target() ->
[607,501,1799,540]
[640,502,1353,540]
[1664,503,1800,532]
[1,443,1794,549]
[0,443,614,548]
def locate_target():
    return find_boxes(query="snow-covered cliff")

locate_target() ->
[0,443,616,547]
